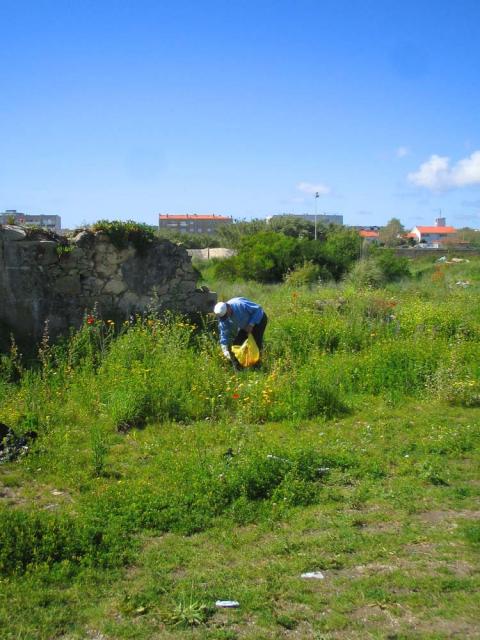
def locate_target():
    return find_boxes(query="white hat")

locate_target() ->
[214,301,227,317]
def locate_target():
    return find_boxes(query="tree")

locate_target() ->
[321,227,362,279]
[379,218,405,247]
[221,231,299,283]
[215,219,267,248]
[268,215,318,240]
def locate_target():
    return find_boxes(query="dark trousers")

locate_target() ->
[233,312,268,351]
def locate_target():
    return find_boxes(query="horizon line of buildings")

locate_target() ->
[1,209,476,248]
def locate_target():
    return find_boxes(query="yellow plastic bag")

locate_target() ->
[231,334,260,368]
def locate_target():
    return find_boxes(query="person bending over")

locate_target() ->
[214,297,268,366]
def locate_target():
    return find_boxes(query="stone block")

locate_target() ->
[73,231,94,248]
[55,275,81,295]
[120,291,141,310]
[36,241,59,265]
[0,226,27,241]
[104,278,127,295]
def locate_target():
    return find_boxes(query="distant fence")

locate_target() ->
[393,247,480,259]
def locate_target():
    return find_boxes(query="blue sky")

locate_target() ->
[1,0,479,229]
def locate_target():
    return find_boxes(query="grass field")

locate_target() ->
[1,255,479,639]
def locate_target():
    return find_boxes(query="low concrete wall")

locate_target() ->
[187,247,236,260]
[394,247,480,259]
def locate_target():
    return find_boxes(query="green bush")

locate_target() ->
[347,257,385,288]
[215,232,299,283]
[213,228,360,283]
[90,220,155,253]
[0,508,131,575]
[348,250,411,288]
[284,260,331,287]
[374,248,411,281]
[318,226,361,279]
[444,379,480,407]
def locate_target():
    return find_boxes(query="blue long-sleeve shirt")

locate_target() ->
[218,297,264,348]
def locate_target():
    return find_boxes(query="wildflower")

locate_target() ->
[86,315,95,325]
[232,393,240,399]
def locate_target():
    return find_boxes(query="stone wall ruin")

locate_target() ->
[0,225,216,347]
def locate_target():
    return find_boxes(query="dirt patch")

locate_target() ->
[0,484,25,505]
[362,520,403,534]
[415,509,480,525]
[351,602,415,630]
[412,616,480,638]
[325,552,476,582]
[324,562,399,581]
[350,604,479,638]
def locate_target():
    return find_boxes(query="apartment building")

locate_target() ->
[159,213,233,234]
[268,213,343,225]
[0,210,61,232]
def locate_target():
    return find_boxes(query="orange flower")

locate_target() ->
[232,393,240,399]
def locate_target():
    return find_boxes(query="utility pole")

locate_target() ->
[314,191,319,240]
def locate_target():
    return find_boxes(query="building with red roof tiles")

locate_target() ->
[359,229,380,244]
[410,217,457,247]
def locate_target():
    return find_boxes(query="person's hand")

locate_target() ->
[222,347,232,361]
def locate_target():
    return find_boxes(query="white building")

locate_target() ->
[411,218,456,248]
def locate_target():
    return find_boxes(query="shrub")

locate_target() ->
[0,509,131,575]
[286,364,350,419]
[347,258,385,288]
[215,232,299,283]
[320,226,362,278]
[350,338,443,396]
[284,260,331,287]
[443,379,480,407]
[374,249,411,281]
[90,220,155,253]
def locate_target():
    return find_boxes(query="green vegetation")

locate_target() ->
[90,220,156,252]
[214,227,362,283]
[378,217,405,247]
[0,255,479,638]
[348,248,411,288]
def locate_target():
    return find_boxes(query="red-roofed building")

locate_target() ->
[159,214,233,235]
[359,229,380,244]
[411,218,456,247]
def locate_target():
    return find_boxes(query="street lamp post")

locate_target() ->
[314,192,319,240]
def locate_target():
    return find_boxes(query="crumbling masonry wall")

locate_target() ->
[0,226,216,346]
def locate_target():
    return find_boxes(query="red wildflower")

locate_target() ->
[86,315,95,325]
[232,393,240,400]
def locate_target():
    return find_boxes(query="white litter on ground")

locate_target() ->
[215,600,240,608]
[301,571,325,579]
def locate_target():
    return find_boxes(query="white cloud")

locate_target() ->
[396,146,409,158]
[452,151,480,186]
[297,182,330,196]
[408,151,480,190]
[408,154,450,189]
